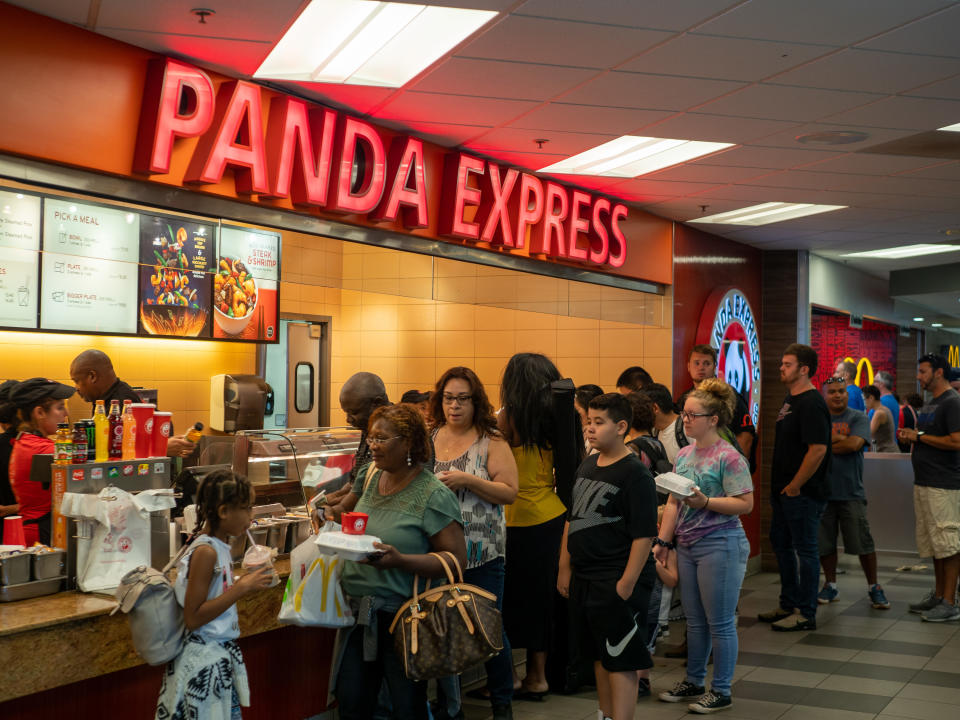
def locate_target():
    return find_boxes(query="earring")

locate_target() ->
[407,451,412,467]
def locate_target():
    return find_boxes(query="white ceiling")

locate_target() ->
[9,0,960,323]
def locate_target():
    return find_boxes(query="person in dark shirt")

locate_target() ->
[759,344,831,632]
[0,380,20,543]
[558,393,658,720]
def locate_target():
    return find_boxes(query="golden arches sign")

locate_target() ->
[844,356,874,386]
[948,345,960,368]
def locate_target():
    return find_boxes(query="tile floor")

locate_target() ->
[461,552,959,720]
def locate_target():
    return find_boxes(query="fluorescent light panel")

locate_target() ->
[690,202,847,226]
[841,244,960,260]
[538,136,734,178]
[939,122,960,132]
[254,0,497,88]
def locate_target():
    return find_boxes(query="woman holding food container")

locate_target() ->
[335,404,466,720]
[653,379,753,714]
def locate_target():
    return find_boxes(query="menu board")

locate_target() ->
[0,190,41,328]
[138,213,215,337]
[40,200,140,334]
[213,226,280,341]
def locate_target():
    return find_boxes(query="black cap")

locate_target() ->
[9,377,75,409]
[401,389,431,404]
[0,379,18,424]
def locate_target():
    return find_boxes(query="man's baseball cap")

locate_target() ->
[9,377,75,409]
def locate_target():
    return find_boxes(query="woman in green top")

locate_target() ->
[336,404,466,720]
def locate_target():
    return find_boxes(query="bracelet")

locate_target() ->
[705,496,711,510]
[653,538,675,550]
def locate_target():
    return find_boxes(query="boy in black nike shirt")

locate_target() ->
[558,393,659,720]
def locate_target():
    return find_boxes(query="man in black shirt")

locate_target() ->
[69,350,141,409]
[760,344,831,632]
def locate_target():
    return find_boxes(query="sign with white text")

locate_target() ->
[0,190,41,327]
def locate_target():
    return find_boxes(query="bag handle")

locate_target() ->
[408,551,465,599]
[436,551,464,583]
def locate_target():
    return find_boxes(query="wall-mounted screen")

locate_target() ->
[0,190,41,328]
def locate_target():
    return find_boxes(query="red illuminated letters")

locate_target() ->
[533,182,569,257]
[513,174,543,250]
[608,203,629,268]
[264,97,336,206]
[438,152,484,241]
[372,136,429,229]
[134,58,215,175]
[588,198,611,265]
[477,162,519,247]
[331,117,387,214]
[185,80,269,194]
[566,190,591,261]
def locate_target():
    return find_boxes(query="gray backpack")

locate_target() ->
[112,537,209,665]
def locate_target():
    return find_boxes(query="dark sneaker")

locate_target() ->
[659,680,705,703]
[909,590,940,614]
[689,691,732,714]
[818,585,839,604]
[638,678,651,698]
[771,614,816,632]
[757,606,793,623]
[491,704,513,720]
[921,599,960,623]
[868,584,891,610]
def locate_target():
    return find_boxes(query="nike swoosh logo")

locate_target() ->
[605,622,639,657]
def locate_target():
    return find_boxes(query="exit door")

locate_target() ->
[261,318,329,429]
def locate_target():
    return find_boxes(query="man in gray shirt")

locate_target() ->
[817,378,889,609]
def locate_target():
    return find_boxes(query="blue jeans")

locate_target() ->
[770,493,826,620]
[435,557,513,712]
[678,528,749,697]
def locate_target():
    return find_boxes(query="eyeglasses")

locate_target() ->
[442,394,473,406]
[680,411,713,421]
[824,377,846,385]
[367,435,402,446]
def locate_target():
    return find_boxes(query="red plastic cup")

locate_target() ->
[4,516,26,546]
[151,412,172,457]
[341,512,369,535]
[129,403,155,459]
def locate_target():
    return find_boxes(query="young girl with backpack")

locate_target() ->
[156,470,273,720]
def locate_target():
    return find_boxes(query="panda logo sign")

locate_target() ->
[696,288,761,425]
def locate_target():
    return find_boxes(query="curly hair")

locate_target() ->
[429,366,500,437]
[687,378,736,429]
[626,391,656,433]
[194,469,254,535]
[369,404,432,466]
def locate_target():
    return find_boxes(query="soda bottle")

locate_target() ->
[93,400,109,462]
[185,422,204,443]
[72,422,88,464]
[108,399,123,460]
[53,422,72,465]
[121,400,136,460]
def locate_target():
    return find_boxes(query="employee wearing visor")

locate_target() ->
[69,349,196,458]
[8,377,75,545]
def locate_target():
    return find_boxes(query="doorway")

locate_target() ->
[259,315,331,429]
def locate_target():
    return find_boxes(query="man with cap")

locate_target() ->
[8,378,75,545]
[400,389,431,420]
[0,380,21,542]
[69,349,195,458]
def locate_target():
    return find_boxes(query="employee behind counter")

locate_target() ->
[69,349,195,457]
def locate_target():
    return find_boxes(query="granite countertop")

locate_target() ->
[0,557,292,638]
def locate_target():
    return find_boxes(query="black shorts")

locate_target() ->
[569,575,653,672]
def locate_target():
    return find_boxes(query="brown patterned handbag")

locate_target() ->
[388,551,503,681]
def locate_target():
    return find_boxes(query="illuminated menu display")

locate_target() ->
[40,199,140,334]
[0,190,41,328]
[213,226,280,342]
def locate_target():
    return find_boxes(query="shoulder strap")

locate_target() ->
[674,419,689,449]
[362,463,378,494]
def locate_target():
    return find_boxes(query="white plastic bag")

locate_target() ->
[278,522,354,628]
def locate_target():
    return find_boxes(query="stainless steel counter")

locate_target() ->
[862,453,917,554]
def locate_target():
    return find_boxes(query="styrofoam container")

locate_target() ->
[655,472,696,499]
[314,532,382,562]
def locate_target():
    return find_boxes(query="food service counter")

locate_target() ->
[863,453,917,555]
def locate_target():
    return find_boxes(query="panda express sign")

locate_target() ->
[695,287,761,425]
[133,58,630,271]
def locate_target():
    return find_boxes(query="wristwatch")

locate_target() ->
[916,430,925,440]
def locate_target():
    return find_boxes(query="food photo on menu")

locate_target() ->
[137,214,215,337]
[213,226,279,341]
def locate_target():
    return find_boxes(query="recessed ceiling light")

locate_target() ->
[938,122,960,132]
[932,323,944,327]
[914,317,925,321]
[689,202,846,226]
[842,244,960,260]
[254,0,497,88]
[795,130,869,145]
[538,136,734,178]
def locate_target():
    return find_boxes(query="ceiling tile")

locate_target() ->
[411,57,597,101]
[6,0,88,25]
[559,72,745,111]
[770,49,960,95]
[97,0,304,42]
[696,0,951,47]
[905,75,960,101]
[456,15,673,69]
[694,145,842,169]
[506,103,673,135]
[902,161,960,181]
[607,178,726,197]
[638,112,800,144]
[801,152,949,175]
[620,34,831,82]
[693,184,838,204]
[752,123,915,150]
[284,83,396,116]
[99,28,272,76]
[471,149,567,173]
[722,226,819,243]
[860,3,960,58]
[823,95,960,131]
[696,84,882,122]
[646,164,771,184]
[642,198,747,220]
[467,127,616,157]
[515,0,740,31]
[377,91,537,127]
[378,121,491,147]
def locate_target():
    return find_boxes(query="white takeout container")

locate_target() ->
[314,531,382,562]
[655,472,696,499]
